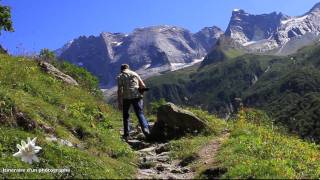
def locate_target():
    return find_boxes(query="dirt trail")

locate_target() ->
[197,133,230,167]
[127,131,230,179]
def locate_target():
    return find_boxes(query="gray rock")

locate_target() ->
[157,152,170,157]
[151,103,210,140]
[156,155,170,163]
[127,139,151,150]
[45,135,74,147]
[59,139,73,147]
[155,143,170,154]
[139,146,156,153]
[38,61,79,86]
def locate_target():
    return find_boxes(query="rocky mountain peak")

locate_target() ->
[194,26,224,51]
[57,24,223,87]
[231,8,249,16]
[226,10,285,45]
[309,2,320,13]
[224,2,320,54]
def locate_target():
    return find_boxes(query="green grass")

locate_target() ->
[165,107,320,179]
[0,54,136,179]
[168,108,227,160]
[213,109,320,179]
[2,53,320,179]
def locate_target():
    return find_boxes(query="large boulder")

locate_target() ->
[150,103,210,140]
[38,61,79,86]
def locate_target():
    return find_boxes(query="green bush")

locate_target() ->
[52,61,102,98]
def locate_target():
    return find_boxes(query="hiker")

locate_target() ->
[117,64,151,140]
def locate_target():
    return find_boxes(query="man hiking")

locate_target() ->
[117,64,151,140]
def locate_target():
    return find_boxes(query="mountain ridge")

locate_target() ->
[56,2,320,88]
[56,25,223,87]
[226,3,320,54]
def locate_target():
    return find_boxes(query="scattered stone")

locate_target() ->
[157,152,170,157]
[60,139,73,147]
[168,174,178,179]
[156,165,165,172]
[155,143,170,154]
[127,139,151,150]
[45,135,73,147]
[156,155,170,163]
[139,161,156,169]
[139,146,156,153]
[151,103,210,140]
[75,143,85,150]
[15,112,37,131]
[38,61,79,86]
[171,169,182,174]
[182,168,190,173]
[45,136,58,142]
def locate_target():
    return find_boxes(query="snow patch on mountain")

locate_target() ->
[281,15,308,25]
[57,25,223,88]
[226,2,320,54]
[171,57,204,71]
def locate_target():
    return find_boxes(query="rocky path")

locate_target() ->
[127,130,230,179]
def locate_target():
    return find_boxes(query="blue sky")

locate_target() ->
[1,0,319,55]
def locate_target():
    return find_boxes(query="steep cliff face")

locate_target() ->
[57,25,223,87]
[225,3,320,54]
[226,9,286,45]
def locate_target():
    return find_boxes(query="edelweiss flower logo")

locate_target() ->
[13,137,42,164]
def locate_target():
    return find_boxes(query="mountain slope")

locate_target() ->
[145,43,320,142]
[1,53,319,179]
[57,25,223,87]
[0,54,135,179]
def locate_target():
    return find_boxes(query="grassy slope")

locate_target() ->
[214,109,320,179]
[0,54,136,179]
[167,108,320,179]
[168,108,227,160]
[1,53,319,179]
[146,43,320,142]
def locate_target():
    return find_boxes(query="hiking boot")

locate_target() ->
[143,127,150,136]
[122,135,132,142]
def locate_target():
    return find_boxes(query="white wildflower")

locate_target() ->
[13,137,42,164]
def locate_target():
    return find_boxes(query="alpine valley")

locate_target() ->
[55,2,320,142]
[145,3,320,143]
[2,1,320,179]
